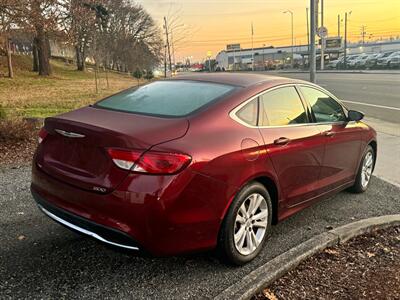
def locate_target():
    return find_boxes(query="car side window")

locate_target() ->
[299,86,346,123]
[236,99,258,126]
[259,86,308,126]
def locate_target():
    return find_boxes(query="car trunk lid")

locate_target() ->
[36,106,189,193]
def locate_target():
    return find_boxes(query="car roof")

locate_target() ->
[169,73,298,88]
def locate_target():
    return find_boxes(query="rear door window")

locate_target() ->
[95,80,236,117]
[259,86,309,126]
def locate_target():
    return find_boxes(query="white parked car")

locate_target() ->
[365,53,384,69]
[346,55,362,68]
[327,56,344,69]
[353,54,371,69]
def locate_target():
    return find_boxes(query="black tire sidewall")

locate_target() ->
[219,182,272,265]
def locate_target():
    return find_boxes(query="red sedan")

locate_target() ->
[31,73,377,264]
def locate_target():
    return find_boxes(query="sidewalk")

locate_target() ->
[364,117,400,187]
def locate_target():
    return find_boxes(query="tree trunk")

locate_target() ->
[5,36,14,78]
[32,38,39,72]
[94,63,99,93]
[75,45,86,71]
[36,27,52,76]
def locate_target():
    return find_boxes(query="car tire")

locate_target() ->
[218,182,273,265]
[349,145,375,193]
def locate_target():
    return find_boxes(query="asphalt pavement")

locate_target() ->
[1,166,399,299]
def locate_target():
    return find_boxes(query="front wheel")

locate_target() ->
[349,145,375,193]
[218,182,272,265]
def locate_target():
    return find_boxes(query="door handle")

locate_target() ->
[274,137,291,145]
[324,131,335,137]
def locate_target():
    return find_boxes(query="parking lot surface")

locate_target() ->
[1,166,399,299]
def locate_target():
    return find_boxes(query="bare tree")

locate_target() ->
[164,5,197,67]
[90,0,163,73]
[0,0,15,78]
[12,0,63,76]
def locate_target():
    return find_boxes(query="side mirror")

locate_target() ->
[347,110,364,121]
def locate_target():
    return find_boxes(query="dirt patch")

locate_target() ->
[254,226,400,300]
[0,118,38,167]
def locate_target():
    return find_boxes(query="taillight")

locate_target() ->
[38,127,48,144]
[107,148,191,174]
[107,149,141,170]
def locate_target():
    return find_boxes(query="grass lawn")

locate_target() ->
[0,55,140,118]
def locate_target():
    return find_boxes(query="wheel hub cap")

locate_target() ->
[233,193,268,256]
[361,152,373,188]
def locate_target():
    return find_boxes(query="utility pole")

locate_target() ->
[306,7,310,56]
[284,10,294,68]
[163,16,172,74]
[171,31,176,67]
[337,14,341,37]
[361,25,367,44]
[320,0,325,70]
[164,44,167,78]
[310,0,316,83]
[344,12,348,69]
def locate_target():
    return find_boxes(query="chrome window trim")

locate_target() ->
[38,205,139,251]
[230,83,351,129]
[230,84,298,129]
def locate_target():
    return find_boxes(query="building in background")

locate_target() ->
[216,39,400,70]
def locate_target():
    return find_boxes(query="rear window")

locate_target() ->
[95,80,235,117]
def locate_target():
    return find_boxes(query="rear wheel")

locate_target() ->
[349,145,375,193]
[218,182,272,265]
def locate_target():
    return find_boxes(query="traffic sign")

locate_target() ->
[317,26,328,38]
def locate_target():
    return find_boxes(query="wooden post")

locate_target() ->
[6,36,14,78]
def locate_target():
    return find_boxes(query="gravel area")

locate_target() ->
[1,165,399,299]
[256,226,400,300]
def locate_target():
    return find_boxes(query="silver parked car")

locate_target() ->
[376,51,398,68]
[388,53,400,68]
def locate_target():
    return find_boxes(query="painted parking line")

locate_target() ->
[341,100,400,111]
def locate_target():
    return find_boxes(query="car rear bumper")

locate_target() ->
[32,189,141,251]
[31,162,231,256]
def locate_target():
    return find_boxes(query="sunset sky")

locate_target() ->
[136,0,400,62]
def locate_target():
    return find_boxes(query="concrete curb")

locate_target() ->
[214,214,400,300]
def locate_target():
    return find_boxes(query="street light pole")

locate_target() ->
[344,11,351,69]
[284,10,294,68]
[251,22,254,71]
[310,0,316,83]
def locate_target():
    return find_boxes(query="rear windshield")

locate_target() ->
[95,80,236,117]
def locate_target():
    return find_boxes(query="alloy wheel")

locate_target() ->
[233,193,268,256]
[361,151,373,188]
